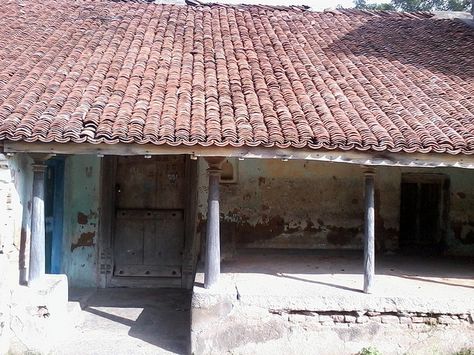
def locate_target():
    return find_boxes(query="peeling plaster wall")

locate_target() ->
[7,154,34,282]
[373,166,401,252]
[197,159,371,255]
[197,159,474,257]
[62,155,100,287]
[442,167,474,255]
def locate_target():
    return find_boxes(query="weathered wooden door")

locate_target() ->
[113,156,186,278]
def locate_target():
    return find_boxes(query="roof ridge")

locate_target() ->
[332,8,435,19]
[183,0,310,11]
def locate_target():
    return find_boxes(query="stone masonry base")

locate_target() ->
[191,290,474,355]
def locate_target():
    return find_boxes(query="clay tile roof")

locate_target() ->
[0,0,474,155]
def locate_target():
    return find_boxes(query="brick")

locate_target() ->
[438,316,459,325]
[305,314,319,323]
[356,316,369,324]
[331,315,345,323]
[399,317,411,324]
[410,323,429,331]
[288,314,306,323]
[344,315,356,323]
[411,317,424,323]
[319,315,332,322]
[381,315,400,324]
[397,312,412,317]
[366,311,381,316]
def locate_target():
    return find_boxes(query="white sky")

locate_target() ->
[200,0,388,11]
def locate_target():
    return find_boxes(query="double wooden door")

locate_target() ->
[113,155,186,278]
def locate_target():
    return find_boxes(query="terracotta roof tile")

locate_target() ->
[0,1,473,154]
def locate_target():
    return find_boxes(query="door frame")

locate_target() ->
[98,155,199,288]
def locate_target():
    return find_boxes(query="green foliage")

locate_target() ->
[357,347,383,355]
[354,0,471,11]
[453,349,474,355]
[354,0,396,10]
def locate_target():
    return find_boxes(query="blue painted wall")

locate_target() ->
[62,155,100,287]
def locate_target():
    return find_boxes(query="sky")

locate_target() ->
[200,0,389,11]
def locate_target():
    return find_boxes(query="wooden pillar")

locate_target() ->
[28,154,52,287]
[28,161,47,286]
[204,157,224,289]
[363,168,376,294]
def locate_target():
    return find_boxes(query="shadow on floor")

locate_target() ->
[70,288,191,355]
[218,249,474,290]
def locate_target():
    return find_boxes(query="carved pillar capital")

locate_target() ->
[32,163,48,173]
[362,166,376,177]
[29,153,54,165]
[205,156,225,174]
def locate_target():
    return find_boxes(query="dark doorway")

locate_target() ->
[399,174,449,255]
[45,157,65,274]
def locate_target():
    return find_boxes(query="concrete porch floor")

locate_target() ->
[52,288,191,355]
[194,249,474,313]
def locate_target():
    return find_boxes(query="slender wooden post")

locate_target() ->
[29,161,47,286]
[204,157,224,289]
[363,168,376,294]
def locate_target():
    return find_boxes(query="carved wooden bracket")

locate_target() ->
[205,156,226,174]
[29,153,54,164]
[361,165,376,176]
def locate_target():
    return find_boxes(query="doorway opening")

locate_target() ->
[399,173,449,255]
[45,157,65,274]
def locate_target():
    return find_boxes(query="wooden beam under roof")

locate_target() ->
[3,141,474,169]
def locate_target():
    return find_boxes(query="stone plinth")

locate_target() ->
[191,251,474,355]
[191,282,474,355]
